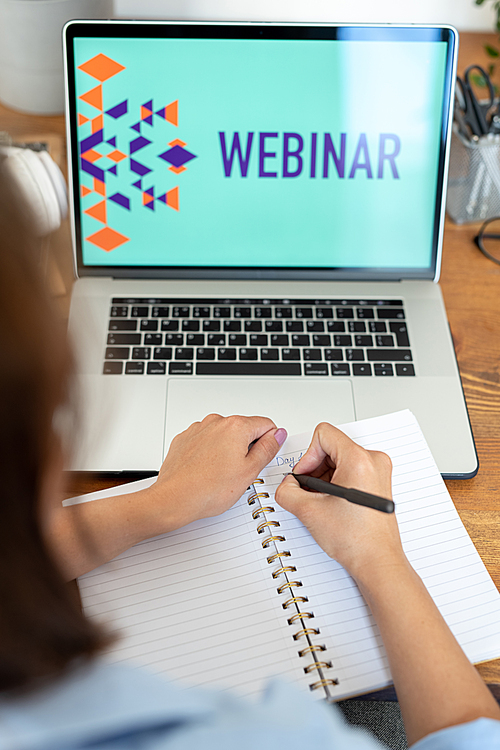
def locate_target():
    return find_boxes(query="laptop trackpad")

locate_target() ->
[164,378,355,457]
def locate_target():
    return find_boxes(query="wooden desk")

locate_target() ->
[1,30,500,688]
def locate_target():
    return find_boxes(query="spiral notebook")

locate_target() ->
[67,410,500,701]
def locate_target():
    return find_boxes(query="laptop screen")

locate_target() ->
[65,23,455,280]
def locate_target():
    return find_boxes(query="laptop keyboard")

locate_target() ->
[104,298,414,377]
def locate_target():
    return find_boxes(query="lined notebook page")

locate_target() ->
[258,409,500,699]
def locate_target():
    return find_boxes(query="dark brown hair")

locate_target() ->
[0,161,106,692]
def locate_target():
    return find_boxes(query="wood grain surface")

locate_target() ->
[1,31,500,688]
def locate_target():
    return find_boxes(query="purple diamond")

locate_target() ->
[159,145,196,169]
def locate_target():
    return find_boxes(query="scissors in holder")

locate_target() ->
[455,65,496,138]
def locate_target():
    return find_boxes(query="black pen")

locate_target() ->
[291,474,394,514]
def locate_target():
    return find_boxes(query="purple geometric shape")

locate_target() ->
[108,165,118,175]
[157,193,167,203]
[109,192,130,210]
[144,200,155,211]
[80,129,103,154]
[106,100,128,119]
[144,187,154,197]
[130,159,151,176]
[143,99,153,111]
[106,136,117,147]
[132,179,142,189]
[130,122,141,133]
[155,108,166,119]
[158,145,197,169]
[130,136,151,154]
[80,157,105,182]
[143,115,153,126]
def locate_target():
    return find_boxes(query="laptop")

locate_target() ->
[63,20,477,478]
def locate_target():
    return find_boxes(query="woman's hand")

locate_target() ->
[149,414,287,530]
[275,422,404,581]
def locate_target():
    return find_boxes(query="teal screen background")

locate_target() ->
[73,36,448,269]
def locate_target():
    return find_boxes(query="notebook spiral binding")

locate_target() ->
[248,478,339,698]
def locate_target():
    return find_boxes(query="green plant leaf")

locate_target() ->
[475,0,486,5]
[488,63,496,75]
[485,44,500,57]
[471,72,488,87]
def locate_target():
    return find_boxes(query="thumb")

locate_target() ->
[248,427,287,472]
[275,472,308,513]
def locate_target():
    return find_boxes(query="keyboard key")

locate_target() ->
[126,361,144,374]
[218,348,237,360]
[286,321,304,332]
[110,306,128,318]
[132,347,151,360]
[390,322,410,347]
[376,335,394,347]
[255,307,272,318]
[296,307,313,318]
[275,307,292,318]
[304,348,322,360]
[305,362,328,375]
[103,361,123,374]
[325,349,343,360]
[356,307,374,319]
[331,363,350,376]
[197,362,301,375]
[147,361,166,375]
[197,348,215,360]
[346,349,364,361]
[234,307,251,318]
[154,347,172,360]
[336,307,354,319]
[353,363,372,376]
[182,320,200,331]
[261,348,279,360]
[140,320,158,331]
[265,321,283,332]
[186,334,204,345]
[152,306,170,318]
[377,307,405,319]
[228,334,246,346]
[131,306,149,317]
[193,306,210,317]
[354,335,373,347]
[175,347,194,360]
[214,307,230,318]
[312,335,331,347]
[349,322,366,333]
[173,306,190,317]
[327,321,345,332]
[208,333,225,346]
[316,307,333,319]
[334,335,352,347]
[250,334,267,346]
[282,348,300,360]
[271,334,289,346]
[240,348,258,360]
[374,364,394,376]
[144,333,162,346]
[369,321,386,333]
[161,320,179,331]
[109,320,137,331]
[396,364,415,376]
[367,349,412,362]
[245,320,262,332]
[307,321,324,332]
[166,334,183,346]
[292,335,310,347]
[105,347,129,360]
[203,320,221,331]
[107,333,141,345]
[224,320,241,332]
[169,361,193,375]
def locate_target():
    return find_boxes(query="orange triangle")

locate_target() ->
[166,186,179,211]
[165,100,178,126]
[93,178,106,196]
[81,185,92,197]
[91,114,104,133]
[141,105,152,120]
[79,85,103,111]
[78,113,89,126]
[84,200,107,224]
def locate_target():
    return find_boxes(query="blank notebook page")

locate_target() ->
[71,410,500,701]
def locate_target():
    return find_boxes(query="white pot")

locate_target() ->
[0,0,114,115]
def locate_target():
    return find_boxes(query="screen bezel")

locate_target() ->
[64,21,456,281]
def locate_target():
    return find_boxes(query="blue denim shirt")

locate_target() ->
[0,660,498,750]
